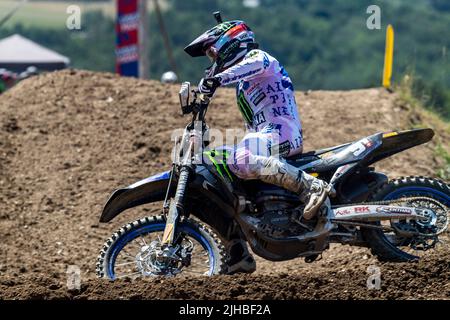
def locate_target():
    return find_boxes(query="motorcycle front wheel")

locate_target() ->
[96,215,227,280]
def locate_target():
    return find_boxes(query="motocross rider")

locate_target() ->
[184,20,333,273]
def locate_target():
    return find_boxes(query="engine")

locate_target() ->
[254,190,311,238]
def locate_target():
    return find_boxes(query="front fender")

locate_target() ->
[100,171,173,223]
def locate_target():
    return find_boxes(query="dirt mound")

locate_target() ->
[1,248,449,300]
[0,70,448,299]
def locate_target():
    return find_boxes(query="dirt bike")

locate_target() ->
[96,82,449,280]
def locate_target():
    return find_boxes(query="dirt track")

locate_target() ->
[0,70,449,299]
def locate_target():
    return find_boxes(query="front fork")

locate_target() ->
[161,126,201,245]
[160,116,207,246]
[161,166,191,245]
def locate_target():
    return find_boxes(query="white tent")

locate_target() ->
[0,34,70,72]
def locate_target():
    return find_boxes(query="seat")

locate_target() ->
[286,153,319,167]
[285,142,352,168]
[286,142,352,161]
[285,150,316,161]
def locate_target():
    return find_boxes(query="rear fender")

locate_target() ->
[335,170,388,204]
[366,128,434,166]
[100,171,174,223]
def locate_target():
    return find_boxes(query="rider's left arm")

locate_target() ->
[213,50,271,86]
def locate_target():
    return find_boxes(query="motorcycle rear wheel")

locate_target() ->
[361,176,450,262]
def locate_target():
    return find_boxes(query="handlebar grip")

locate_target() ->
[198,92,211,103]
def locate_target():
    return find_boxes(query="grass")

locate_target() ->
[435,143,450,180]
[0,0,115,29]
[396,74,450,180]
[0,0,169,29]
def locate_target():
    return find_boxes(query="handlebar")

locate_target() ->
[179,82,211,121]
[189,90,211,121]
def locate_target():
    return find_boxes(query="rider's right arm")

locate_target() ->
[213,50,271,86]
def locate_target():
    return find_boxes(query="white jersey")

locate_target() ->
[214,49,302,139]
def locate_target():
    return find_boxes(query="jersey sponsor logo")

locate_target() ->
[261,123,282,137]
[244,82,259,95]
[269,92,292,104]
[252,91,266,106]
[253,110,266,126]
[221,68,262,85]
[263,54,270,69]
[270,140,291,157]
[237,91,254,125]
[247,87,266,106]
[266,82,283,94]
[266,81,294,103]
[241,82,266,108]
[271,106,291,117]
[248,50,259,58]
[289,135,303,150]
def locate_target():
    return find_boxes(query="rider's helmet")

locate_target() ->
[184,20,257,76]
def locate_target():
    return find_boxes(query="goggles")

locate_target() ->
[206,46,218,62]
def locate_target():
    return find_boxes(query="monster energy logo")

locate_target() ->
[204,150,234,181]
[216,22,234,33]
[237,91,254,125]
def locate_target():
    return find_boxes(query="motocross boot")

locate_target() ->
[298,172,335,220]
[254,155,334,220]
[226,239,256,274]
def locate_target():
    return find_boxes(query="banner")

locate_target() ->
[116,0,139,77]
